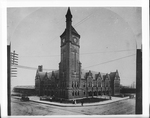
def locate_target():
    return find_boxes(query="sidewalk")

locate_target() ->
[27,96,129,107]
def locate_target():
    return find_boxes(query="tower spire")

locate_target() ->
[66,7,72,22]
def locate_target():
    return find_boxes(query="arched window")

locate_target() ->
[72,91,74,96]
[75,91,77,96]
[76,81,78,88]
[74,82,75,88]
[74,51,77,71]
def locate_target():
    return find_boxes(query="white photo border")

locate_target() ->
[1,0,149,117]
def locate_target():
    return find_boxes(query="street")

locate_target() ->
[11,97,135,115]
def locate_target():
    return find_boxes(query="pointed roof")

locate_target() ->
[115,70,119,77]
[60,26,80,38]
[81,69,106,80]
[71,26,80,37]
[109,70,120,81]
[109,72,116,78]
[37,72,47,80]
[66,7,72,19]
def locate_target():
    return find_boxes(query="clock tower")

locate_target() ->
[59,8,81,99]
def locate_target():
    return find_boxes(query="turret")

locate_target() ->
[65,7,72,22]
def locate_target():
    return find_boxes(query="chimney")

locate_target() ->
[38,65,43,72]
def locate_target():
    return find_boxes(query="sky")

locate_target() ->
[7,7,142,88]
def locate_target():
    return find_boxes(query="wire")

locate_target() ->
[50,9,96,43]
[19,54,59,57]
[12,53,135,71]
[74,11,95,28]
[81,49,135,55]
[19,49,135,57]
[83,54,136,69]
[12,65,57,71]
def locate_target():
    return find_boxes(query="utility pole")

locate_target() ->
[11,50,18,77]
[7,45,19,116]
[7,45,11,116]
[136,48,142,114]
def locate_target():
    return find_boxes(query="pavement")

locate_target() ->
[12,95,130,107]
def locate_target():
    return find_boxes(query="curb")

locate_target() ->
[29,97,129,107]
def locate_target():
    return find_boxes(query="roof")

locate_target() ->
[109,72,116,78]
[81,69,88,79]
[37,69,59,80]
[60,29,66,38]
[60,26,80,38]
[14,86,35,89]
[54,70,59,79]
[109,71,119,81]
[47,72,52,79]
[37,72,46,79]
[71,26,80,37]
[66,7,72,18]
[81,69,106,80]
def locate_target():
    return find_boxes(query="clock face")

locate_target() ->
[62,38,65,43]
[73,37,78,43]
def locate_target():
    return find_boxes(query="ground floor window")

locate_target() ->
[98,91,101,95]
[75,91,77,96]
[94,91,97,96]
[83,91,85,95]
[72,91,74,96]
[88,91,92,96]
[72,91,79,96]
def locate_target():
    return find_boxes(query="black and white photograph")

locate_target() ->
[7,6,142,116]
[0,0,149,117]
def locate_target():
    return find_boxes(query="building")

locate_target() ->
[13,86,36,96]
[35,8,120,100]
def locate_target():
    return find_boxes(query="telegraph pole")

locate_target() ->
[11,50,18,77]
[7,45,19,116]
[7,45,11,116]
[136,48,142,114]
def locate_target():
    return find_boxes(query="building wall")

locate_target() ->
[114,78,120,95]
[13,87,36,96]
[35,70,120,99]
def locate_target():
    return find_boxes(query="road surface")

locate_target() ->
[11,97,135,115]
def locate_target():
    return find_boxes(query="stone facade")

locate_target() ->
[35,8,120,100]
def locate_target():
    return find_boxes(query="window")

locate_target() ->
[76,81,78,88]
[83,83,85,87]
[72,91,74,96]
[75,91,77,96]
[74,52,76,71]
